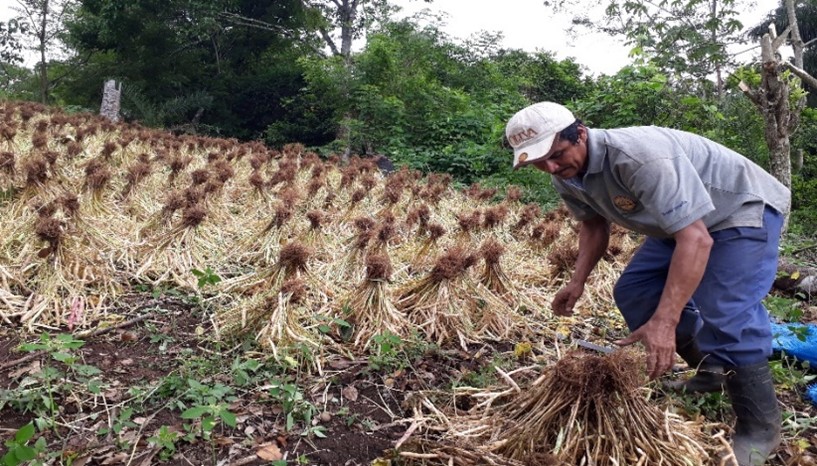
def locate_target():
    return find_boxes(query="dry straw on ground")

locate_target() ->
[0,101,732,466]
[0,99,638,351]
[399,349,726,466]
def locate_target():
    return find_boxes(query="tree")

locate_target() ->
[560,0,746,96]
[62,0,320,139]
[0,61,38,101]
[11,0,77,104]
[492,49,589,104]
[0,17,30,96]
[294,0,431,161]
[739,0,817,193]
[0,18,28,66]
[747,0,817,105]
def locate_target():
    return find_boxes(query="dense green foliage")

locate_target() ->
[791,109,817,234]
[58,0,332,141]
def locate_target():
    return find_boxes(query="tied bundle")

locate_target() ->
[343,253,408,349]
[493,350,709,466]
[396,246,478,348]
[255,277,319,360]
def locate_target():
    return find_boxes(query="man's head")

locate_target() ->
[505,102,588,178]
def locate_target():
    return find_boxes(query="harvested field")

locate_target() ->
[0,101,815,465]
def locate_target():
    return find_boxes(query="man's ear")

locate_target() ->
[577,125,587,144]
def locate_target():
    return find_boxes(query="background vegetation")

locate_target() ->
[1,0,817,230]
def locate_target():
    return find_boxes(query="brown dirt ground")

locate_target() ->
[1,293,816,466]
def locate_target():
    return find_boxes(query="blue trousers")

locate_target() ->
[613,206,784,367]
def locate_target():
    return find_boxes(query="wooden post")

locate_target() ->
[100,80,121,122]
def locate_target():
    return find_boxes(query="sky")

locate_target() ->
[0,0,783,75]
[391,0,783,75]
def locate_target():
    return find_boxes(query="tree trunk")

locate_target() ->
[337,0,358,164]
[786,0,805,69]
[712,0,724,99]
[99,80,121,122]
[38,0,49,104]
[795,149,804,173]
[301,0,362,164]
[759,39,793,189]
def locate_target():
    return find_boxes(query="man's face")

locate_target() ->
[528,126,588,179]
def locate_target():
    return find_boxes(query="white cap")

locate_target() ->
[505,102,576,169]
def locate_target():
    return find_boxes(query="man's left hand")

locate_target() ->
[615,318,677,380]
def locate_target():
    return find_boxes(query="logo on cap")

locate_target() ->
[518,153,528,163]
[508,128,538,147]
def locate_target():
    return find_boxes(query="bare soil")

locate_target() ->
[1,292,816,466]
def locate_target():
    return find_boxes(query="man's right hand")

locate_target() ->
[551,282,585,316]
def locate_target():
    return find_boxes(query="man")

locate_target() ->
[506,102,790,466]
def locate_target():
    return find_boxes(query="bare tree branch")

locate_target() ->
[218,11,326,56]
[318,26,340,55]
[785,0,804,68]
[771,25,792,51]
[783,62,817,90]
[738,81,760,106]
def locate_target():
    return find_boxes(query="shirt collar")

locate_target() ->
[585,128,606,175]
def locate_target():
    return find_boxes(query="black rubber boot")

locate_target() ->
[726,361,782,466]
[663,339,726,393]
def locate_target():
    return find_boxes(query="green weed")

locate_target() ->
[675,391,731,419]
[770,357,815,390]
[1,334,103,428]
[764,295,804,322]
[266,380,317,433]
[191,266,221,289]
[147,425,180,461]
[1,423,47,466]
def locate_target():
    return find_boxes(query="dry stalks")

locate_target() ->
[343,253,408,349]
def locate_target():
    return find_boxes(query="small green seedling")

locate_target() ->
[192,267,221,289]
[2,423,47,466]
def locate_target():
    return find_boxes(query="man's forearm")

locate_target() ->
[570,216,610,285]
[654,220,713,324]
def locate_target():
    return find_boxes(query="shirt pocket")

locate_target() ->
[609,192,644,216]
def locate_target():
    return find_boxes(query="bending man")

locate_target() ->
[506,101,790,466]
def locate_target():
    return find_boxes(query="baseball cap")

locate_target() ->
[505,102,576,169]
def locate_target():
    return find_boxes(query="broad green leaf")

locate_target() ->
[56,334,85,349]
[76,364,102,377]
[201,416,217,432]
[333,318,351,328]
[13,445,36,462]
[181,406,209,419]
[51,352,74,363]
[19,343,47,352]
[219,410,237,428]
[15,423,35,443]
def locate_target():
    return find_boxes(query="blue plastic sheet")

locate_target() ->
[770,321,817,405]
[808,384,817,406]
[770,321,817,365]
